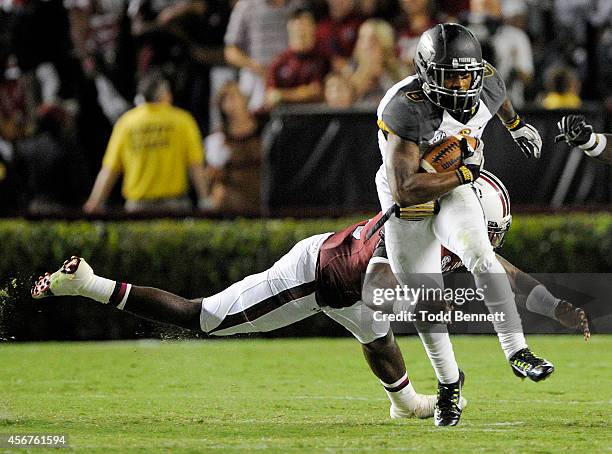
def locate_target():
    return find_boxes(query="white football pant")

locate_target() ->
[380,182,527,382]
[199,233,390,344]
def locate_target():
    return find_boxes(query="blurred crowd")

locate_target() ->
[0,0,610,215]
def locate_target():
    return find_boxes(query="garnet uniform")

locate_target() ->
[200,213,389,343]
[316,213,384,309]
[441,247,464,274]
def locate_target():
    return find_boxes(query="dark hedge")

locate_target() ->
[1,214,610,340]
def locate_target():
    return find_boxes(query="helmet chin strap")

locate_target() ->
[449,104,478,124]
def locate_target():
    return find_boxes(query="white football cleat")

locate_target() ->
[390,394,467,419]
[31,256,94,299]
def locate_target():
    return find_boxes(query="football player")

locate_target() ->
[32,171,588,423]
[375,23,549,425]
[363,170,590,341]
[32,213,445,421]
[555,115,612,165]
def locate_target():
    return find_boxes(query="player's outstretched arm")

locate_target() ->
[496,254,590,340]
[555,115,612,165]
[497,97,542,159]
[386,135,472,206]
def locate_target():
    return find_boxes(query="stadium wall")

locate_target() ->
[263,105,608,212]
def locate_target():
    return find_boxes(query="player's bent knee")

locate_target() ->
[355,325,392,346]
[363,330,394,350]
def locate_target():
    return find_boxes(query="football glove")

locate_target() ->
[505,115,542,158]
[455,137,483,185]
[554,300,591,342]
[554,114,593,147]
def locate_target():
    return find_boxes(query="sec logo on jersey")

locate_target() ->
[429,130,447,145]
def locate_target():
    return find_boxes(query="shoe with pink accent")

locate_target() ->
[31,256,94,299]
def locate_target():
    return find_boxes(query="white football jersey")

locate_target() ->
[375,64,507,210]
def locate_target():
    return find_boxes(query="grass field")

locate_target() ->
[1,335,610,453]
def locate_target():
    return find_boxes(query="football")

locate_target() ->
[420,135,480,173]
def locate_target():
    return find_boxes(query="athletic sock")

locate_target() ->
[381,372,418,409]
[474,260,527,359]
[415,324,460,384]
[108,282,132,309]
[80,275,131,308]
[525,284,559,319]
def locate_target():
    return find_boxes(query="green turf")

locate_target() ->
[0,335,610,453]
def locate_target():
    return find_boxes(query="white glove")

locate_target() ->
[456,137,484,185]
[508,120,542,158]
[461,137,485,169]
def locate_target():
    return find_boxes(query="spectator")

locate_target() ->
[10,0,80,102]
[437,0,469,19]
[265,7,330,109]
[0,54,20,213]
[491,0,534,108]
[347,19,406,105]
[65,0,129,78]
[224,0,294,112]
[8,0,115,186]
[357,0,398,21]
[128,0,231,135]
[553,0,612,49]
[460,0,502,63]
[83,70,209,213]
[395,0,439,71]
[316,0,364,71]
[0,137,18,215]
[204,81,262,213]
[128,0,192,74]
[539,66,582,110]
[324,72,355,108]
[461,0,534,108]
[595,22,612,113]
[0,55,34,143]
[173,0,231,135]
[15,103,88,214]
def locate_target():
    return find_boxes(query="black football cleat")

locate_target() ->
[509,348,554,382]
[434,370,465,427]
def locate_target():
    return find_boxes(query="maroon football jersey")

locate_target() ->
[315,212,384,308]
